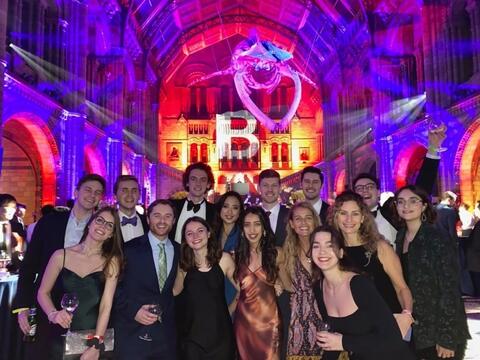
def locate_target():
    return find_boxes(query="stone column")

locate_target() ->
[466,0,480,73]
[58,110,85,202]
[370,57,395,192]
[106,128,123,199]
[422,1,450,109]
[131,153,145,200]
[62,0,87,110]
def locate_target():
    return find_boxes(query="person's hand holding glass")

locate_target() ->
[56,293,79,336]
[136,303,162,342]
[426,114,447,153]
[316,320,344,352]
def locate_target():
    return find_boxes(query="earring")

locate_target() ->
[263,231,266,237]
[421,212,427,222]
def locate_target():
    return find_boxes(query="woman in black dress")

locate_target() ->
[173,216,237,360]
[328,191,413,334]
[311,225,414,360]
[37,207,123,359]
[394,185,470,359]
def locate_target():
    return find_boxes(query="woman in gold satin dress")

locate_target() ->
[233,206,282,360]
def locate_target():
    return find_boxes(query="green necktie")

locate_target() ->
[157,243,167,291]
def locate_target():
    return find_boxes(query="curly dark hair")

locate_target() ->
[180,217,222,271]
[327,190,382,252]
[182,162,215,193]
[234,206,278,284]
[394,185,436,224]
[80,206,124,277]
[310,225,359,284]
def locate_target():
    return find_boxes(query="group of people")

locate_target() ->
[7,125,471,360]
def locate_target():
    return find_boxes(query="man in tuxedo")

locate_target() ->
[258,169,289,247]
[13,174,106,359]
[169,162,216,243]
[353,127,445,247]
[114,175,148,242]
[301,166,330,224]
[114,199,179,359]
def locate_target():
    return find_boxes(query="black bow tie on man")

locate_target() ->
[121,216,138,227]
[371,210,378,218]
[187,199,204,213]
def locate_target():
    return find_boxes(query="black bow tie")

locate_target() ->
[265,211,271,217]
[371,210,378,218]
[187,200,204,213]
[121,216,138,226]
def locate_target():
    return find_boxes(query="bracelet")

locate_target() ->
[86,334,105,342]
[12,307,29,314]
[86,337,105,351]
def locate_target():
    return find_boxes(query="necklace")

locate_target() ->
[300,247,311,263]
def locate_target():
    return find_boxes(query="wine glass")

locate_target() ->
[138,304,162,342]
[60,293,79,336]
[426,114,447,152]
[318,320,331,355]
[318,320,330,332]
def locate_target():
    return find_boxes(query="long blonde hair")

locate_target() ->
[282,201,321,284]
[327,190,382,252]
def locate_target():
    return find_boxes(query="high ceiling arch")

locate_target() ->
[126,0,371,88]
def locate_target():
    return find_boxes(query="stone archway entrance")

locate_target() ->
[1,114,59,222]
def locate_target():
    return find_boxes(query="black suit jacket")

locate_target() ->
[274,205,290,247]
[13,211,70,311]
[114,234,179,359]
[380,156,439,228]
[139,212,148,233]
[168,198,217,241]
[435,204,460,244]
[319,201,330,225]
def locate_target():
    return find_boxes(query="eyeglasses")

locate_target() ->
[354,183,377,192]
[94,216,115,231]
[395,198,423,207]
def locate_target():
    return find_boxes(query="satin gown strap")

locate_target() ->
[62,248,66,269]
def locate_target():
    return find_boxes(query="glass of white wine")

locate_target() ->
[60,293,79,337]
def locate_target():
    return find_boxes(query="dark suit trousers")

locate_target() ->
[115,336,176,360]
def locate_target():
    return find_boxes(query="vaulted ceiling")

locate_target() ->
[126,0,372,87]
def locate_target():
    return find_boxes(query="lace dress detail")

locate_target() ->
[287,259,322,359]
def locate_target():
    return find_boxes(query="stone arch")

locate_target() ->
[393,142,427,189]
[84,145,106,177]
[2,113,59,206]
[334,169,346,195]
[122,161,132,175]
[455,119,480,207]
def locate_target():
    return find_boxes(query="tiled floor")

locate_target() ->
[465,297,480,360]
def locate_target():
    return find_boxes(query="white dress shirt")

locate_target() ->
[64,212,90,248]
[262,203,280,234]
[373,205,397,248]
[174,200,207,244]
[148,231,174,277]
[119,210,144,242]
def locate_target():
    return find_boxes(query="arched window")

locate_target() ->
[281,142,289,163]
[271,142,278,163]
[200,143,208,163]
[190,143,198,163]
